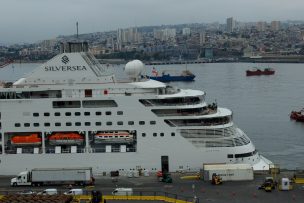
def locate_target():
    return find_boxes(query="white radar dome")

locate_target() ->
[124,60,145,79]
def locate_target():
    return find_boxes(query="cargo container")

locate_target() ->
[202,164,254,181]
[11,167,93,186]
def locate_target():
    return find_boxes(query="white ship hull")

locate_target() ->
[0,43,272,175]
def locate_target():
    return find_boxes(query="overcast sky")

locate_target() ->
[1,0,304,44]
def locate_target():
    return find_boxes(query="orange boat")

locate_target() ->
[11,134,41,146]
[49,133,84,145]
[94,131,134,143]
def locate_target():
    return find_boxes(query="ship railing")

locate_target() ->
[91,147,136,153]
[4,148,41,154]
[153,110,211,117]
[140,100,202,107]
[45,147,86,154]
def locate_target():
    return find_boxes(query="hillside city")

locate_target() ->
[1,18,304,63]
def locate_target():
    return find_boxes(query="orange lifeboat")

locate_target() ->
[11,134,41,146]
[49,133,84,145]
[94,131,133,144]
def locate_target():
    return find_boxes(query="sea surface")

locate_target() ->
[1,62,304,170]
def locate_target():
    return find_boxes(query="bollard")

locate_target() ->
[252,192,257,198]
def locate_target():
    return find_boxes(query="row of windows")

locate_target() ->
[142,132,175,137]
[15,120,157,127]
[32,111,123,117]
[227,150,257,158]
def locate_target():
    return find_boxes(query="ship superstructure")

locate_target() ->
[0,42,272,175]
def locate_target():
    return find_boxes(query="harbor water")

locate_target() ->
[1,62,303,170]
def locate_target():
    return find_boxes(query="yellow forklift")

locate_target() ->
[211,173,223,185]
[258,177,276,192]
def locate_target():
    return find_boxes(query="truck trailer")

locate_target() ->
[11,167,93,186]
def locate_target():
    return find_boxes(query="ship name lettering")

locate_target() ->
[44,66,87,71]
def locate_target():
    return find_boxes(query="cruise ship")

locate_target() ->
[0,42,272,175]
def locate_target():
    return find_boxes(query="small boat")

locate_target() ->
[290,110,304,122]
[246,68,275,76]
[48,133,84,145]
[145,68,195,82]
[11,134,42,146]
[94,131,134,144]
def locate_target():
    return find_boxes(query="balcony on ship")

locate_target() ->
[151,105,217,117]
[165,116,231,127]
[139,96,203,107]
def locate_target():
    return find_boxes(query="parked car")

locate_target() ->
[37,188,58,195]
[112,188,133,196]
[17,190,36,195]
[64,189,84,195]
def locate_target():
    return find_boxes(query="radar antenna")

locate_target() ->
[76,22,79,39]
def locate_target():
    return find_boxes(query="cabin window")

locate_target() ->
[75,122,81,126]
[139,121,145,125]
[150,121,156,125]
[44,112,50,116]
[95,122,102,126]
[44,123,50,127]
[66,122,72,126]
[53,101,81,108]
[15,123,21,127]
[128,121,134,125]
[106,111,111,115]
[142,133,146,137]
[106,121,112,126]
[85,122,91,126]
[117,121,123,125]
[55,122,61,127]
[227,154,234,158]
[160,133,164,137]
[153,133,157,137]
[54,112,60,116]
[24,123,30,127]
[117,111,123,115]
[75,112,81,116]
[82,100,118,108]
[96,111,102,116]
[33,123,39,127]
[84,112,90,116]
[85,89,92,97]
[65,112,71,116]
[33,113,39,117]
[171,132,175,137]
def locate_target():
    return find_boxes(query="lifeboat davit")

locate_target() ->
[11,134,42,146]
[290,110,304,122]
[49,133,84,145]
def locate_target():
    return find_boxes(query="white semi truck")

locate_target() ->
[11,167,93,186]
